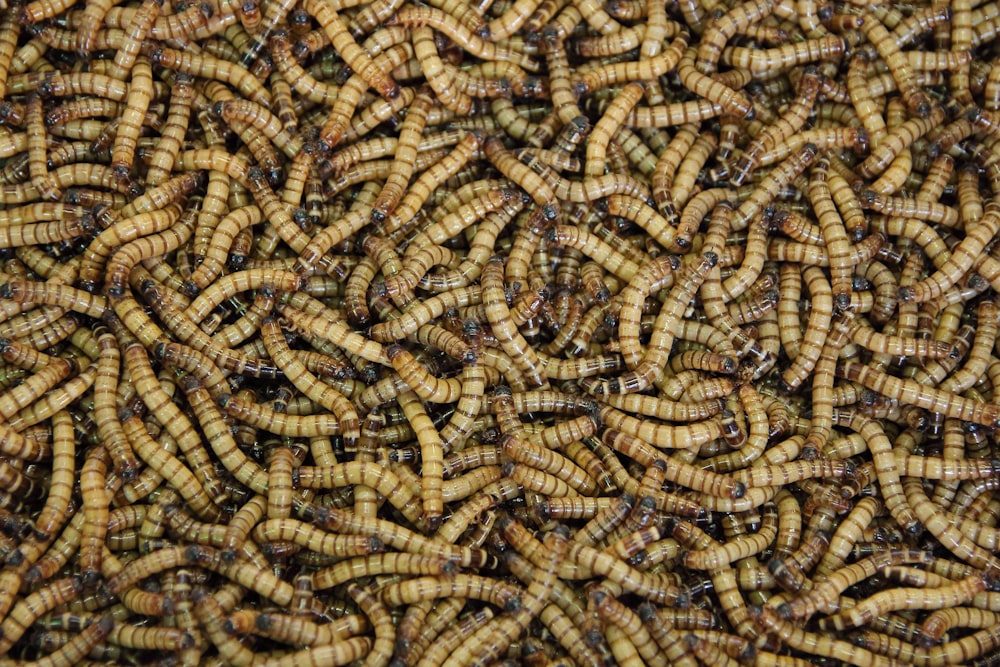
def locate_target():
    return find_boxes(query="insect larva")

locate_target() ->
[832,572,987,631]
[377,130,482,239]
[665,130,718,218]
[377,570,520,610]
[681,535,757,638]
[481,256,550,389]
[190,586,268,665]
[0,576,84,653]
[214,98,303,163]
[231,610,368,649]
[732,69,820,186]
[81,205,186,292]
[384,345,461,403]
[548,224,643,282]
[485,135,558,207]
[20,405,71,541]
[24,94,60,202]
[386,597,460,666]
[861,189,960,229]
[722,34,846,75]
[784,549,926,621]
[739,456,856,489]
[148,45,269,108]
[921,608,1000,647]
[259,445,295,524]
[260,317,359,447]
[0,12,19,103]
[252,518,381,559]
[575,28,687,94]
[297,459,424,526]
[0,281,107,321]
[22,615,115,667]
[187,206,263,293]
[76,445,117,587]
[140,280,280,378]
[405,607,499,667]
[388,4,538,70]
[853,26,921,114]
[594,590,667,667]
[386,390,442,531]
[120,409,225,524]
[126,340,227,492]
[145,74,193,186]
[677,45,754,119]
[898,207,1000,305]
[270,30,341,104]
[5,0,1000,658]
[217,386,340,434]
[506,431,597,494]
[94,334,139,482]
[695,0,775,75]
[369,89,431,223]
[842,358,1000,428]
[108,0,162,81]
[446,529,566,667]
[813,497,882,580]
[778,265,833,391]
[583,253,716,396]
[107,55,154,189]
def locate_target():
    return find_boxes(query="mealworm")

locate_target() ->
[2,0,1000,662]
[732,69,820,187]
[584,252,717,395]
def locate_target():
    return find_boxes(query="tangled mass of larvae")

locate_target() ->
[4,0,1000,664]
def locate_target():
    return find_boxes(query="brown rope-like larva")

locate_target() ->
[3,0,1000,664]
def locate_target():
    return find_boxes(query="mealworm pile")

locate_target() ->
[3,0,1000,664]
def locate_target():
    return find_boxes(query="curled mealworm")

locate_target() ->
[0,0,999,664]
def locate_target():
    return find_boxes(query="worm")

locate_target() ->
[2,0,1000,664]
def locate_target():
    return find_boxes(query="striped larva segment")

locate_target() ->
[94,333,139,482]
[296,461,425,526]
[0,11,19,101]
[859,13,932,118]
[24,94,59,202]
[252,519,382,558]
[447,529,568,667]
[19,615,114,667]
[840,361,1000,429]
[260,317,360,448]
[145,73,193,186]
[602,428,743,499]
[386,4,538,70]
[482,256,550,389]
[28,411,75,544]
[78,446,115,586]
[122,411,225,522]
[107,0,162,81]
[502,432,597,496]
[574,31,688,94]
[732,69,820,186]
[395,390,444,531]
[123,341,226,504]
[677,44,754,119]
[583,252,718,396]
[372,89,432,223]
[722,35,846,75]
[808,157,855,309]
[695,0,775,75]
[828,572,989,631]
[148,45,270,107]
[109,56,154,188]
